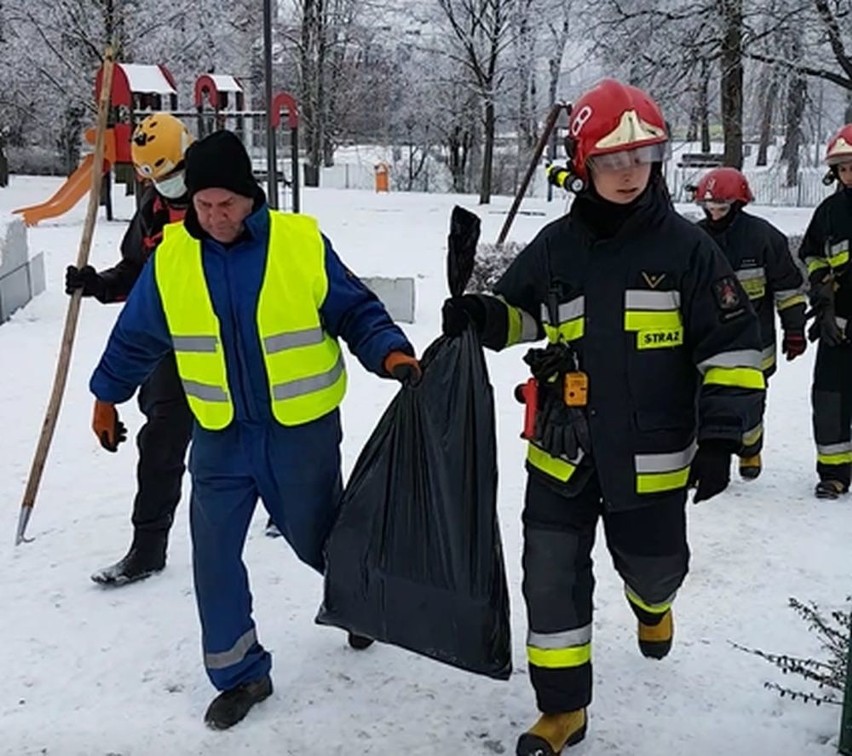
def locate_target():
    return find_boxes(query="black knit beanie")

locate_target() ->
[184,130,259,199]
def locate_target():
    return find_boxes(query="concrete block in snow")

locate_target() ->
[362,276,415,324]
[0,215,43,323]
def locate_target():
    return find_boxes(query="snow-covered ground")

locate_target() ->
[0,176,849,755]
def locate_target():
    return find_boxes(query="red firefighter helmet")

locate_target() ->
[825,124,852,165]
[695,167,753,205]
[567,78,668,181]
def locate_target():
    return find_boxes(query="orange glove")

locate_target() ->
[384,351,421,386]
[92,399,127,452]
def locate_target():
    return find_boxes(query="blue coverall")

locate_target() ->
[90,204,413,691]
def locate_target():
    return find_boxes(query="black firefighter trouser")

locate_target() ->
[812,340,852,488]
[132,352,194,537]
[522,471,690,714]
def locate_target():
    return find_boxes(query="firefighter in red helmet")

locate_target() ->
[442,79,764,754]
[798,124,852,499]
[695,167,807,480]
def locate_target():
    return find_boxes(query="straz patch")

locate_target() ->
[637,327,684,349]
[713,276,742,310]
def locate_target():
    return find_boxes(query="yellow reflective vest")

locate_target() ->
[154,211,346,430]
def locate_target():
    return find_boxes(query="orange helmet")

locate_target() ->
[567,79,668,181]
[695,167,753,205]
[131,113,194,182]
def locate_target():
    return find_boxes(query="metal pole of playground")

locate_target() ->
[263,0,279,209]
[840,615,852,755]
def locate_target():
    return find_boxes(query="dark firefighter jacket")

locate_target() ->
[476,184,765,511]
[698,209,806,378]
[798,188,852,321]
[97,186,188,303]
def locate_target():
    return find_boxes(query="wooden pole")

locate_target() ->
[496,102,567,247]
[15,46,116,545]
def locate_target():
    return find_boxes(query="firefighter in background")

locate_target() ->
[798,124,852,499]
[695,167,807,480]
[442,80,765,754]
[65,113,195,585]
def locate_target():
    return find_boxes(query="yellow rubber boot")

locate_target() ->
[516,709,587,755]
[739,453,762,480]
[638,609,673,659]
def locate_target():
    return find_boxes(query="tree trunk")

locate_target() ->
[698,59,711,153]
[479,99,496,204]
[782,74,807,187]
[757,66,780,166]
[719,0,744,167]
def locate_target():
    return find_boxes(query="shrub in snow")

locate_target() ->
[734,597,850,707]
[469,242,525,293]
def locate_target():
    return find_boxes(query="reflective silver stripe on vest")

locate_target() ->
[528,624,592,649]
[736,267,765,281]
[264,327,325,354]
[635,441,697,474]
[272,354,345,401]
[205,627,258,670]
[541,296,585,324]
[697,349,762,374]
[838,316,849,331]
[182,379,229,403]
[172,336,219,353]
[624,289,681,310]
[817,441,852,455]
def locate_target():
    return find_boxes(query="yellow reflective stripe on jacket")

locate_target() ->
[736,267,766,299]
[698,349,766,390]
[828,241,849,269]
[258,212,346,426]
[527,443,578,483]
[624,293,683,349]
[527,626,592,669]
[635,442,696,494]
[540,297,584,343]
[703,366,766,390]
[774,289,807,311]
[504,301,539,347]
[156,224,234,430]
[806,257,830,276]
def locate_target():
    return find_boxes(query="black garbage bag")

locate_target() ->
[316,206,511,680]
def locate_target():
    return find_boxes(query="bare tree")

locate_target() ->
[436,0,518,204]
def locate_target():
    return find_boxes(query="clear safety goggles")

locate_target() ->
[697,199,733,212]
[154,170,187,199]
[587,143,667,172]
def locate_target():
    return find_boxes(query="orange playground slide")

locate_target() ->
[13,128,116,227]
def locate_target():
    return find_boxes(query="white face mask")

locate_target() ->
[154,171,187,199]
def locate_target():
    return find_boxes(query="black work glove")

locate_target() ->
[441,294,486,337]
[687,442,732,504]
[533,392,591,461]
[66,265,106,299]
[807,306,846,346]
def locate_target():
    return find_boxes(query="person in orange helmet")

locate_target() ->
[695,166,807,481]
[66,113,195,585]
[442,79,764,753]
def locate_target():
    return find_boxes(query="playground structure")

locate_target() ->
[13,62,300,226]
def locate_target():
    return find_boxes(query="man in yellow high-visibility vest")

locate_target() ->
[89,130,420,730]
